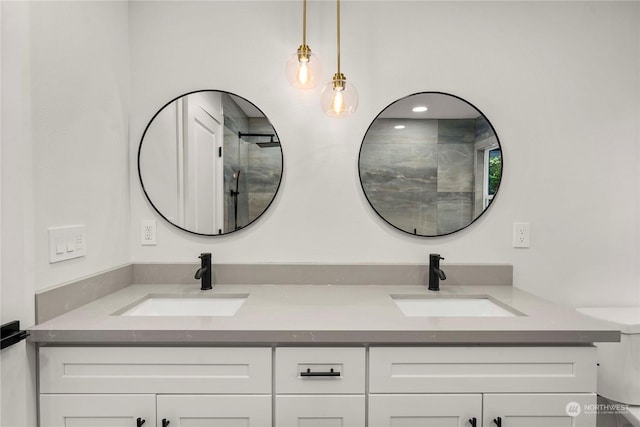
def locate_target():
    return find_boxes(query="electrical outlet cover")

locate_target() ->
[141,220,157,245]
[513,222,530,248]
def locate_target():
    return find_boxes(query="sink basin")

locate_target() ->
[116,294,248,317]
[391,295,518,317]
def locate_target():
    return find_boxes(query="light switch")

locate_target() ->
[66,237,76,252]
[49,225,86,263]
[55,239,65,254]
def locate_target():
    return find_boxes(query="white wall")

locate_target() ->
[2,1,129,425]
[30,1,130,290]
[1,2,37,426]
[130,1,640,308]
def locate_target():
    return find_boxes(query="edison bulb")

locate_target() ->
[286,46,321,89]
[296,61,310,86]
[320,75,358,118]
[330,89,345,114]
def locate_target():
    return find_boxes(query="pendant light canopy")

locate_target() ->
[286,0,321,89]
[320,0,358,117]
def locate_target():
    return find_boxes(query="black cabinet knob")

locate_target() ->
[162,419,170,427]
[493,417,502,427]
[136,418,145,427]
[468,417,477,427]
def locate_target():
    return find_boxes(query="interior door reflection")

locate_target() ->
[183,93,223,234]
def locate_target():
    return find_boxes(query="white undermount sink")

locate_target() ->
[391,295,519,317]
[117,294,248,317]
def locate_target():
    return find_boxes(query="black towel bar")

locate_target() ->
[1,321,29,350]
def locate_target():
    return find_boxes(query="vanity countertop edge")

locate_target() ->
[28,283,621,345]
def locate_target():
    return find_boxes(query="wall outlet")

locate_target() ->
[141,220,157,245]
[513,222,530,248]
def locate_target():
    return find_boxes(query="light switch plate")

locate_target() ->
[48,225,86,263]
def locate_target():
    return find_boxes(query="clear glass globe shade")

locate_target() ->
[286,50,321,89]
[320,78,358,117]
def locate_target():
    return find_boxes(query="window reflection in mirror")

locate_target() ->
[358,92,502,237]
[138,90,283,236]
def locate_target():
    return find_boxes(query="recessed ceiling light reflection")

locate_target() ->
[394,125,406,129]
[412,106,428,113]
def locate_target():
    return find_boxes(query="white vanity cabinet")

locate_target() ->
[38,345,599,426]
[274,347,366,427]
[38,347,272,427]
[369,346,598,427]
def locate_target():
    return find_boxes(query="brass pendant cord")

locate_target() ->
[302,0,307,47]
[336,0,341,75]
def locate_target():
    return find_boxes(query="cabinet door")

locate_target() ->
[484,393,596,427]
[369,394,482,427]
[157,395,271,427]
[275,395,365,427]
[40,394,155,427]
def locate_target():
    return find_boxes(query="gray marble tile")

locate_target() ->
[437,192,474,234]
[248,192,275,222]
[437,143,474,192]
[475,116,494,142]
[222,93,249,135]
[360,142,438,193]
[438,119,475,144]
[365,190,437,235]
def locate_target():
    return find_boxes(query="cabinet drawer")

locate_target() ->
[275,347,365,394]
[369,346,596,393]
[40,347,271,394]
[275,395,365,427]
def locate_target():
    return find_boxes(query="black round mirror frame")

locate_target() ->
[138,89,284,236]
[358,91,503,237]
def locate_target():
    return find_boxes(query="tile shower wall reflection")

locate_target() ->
[361,118,480,235]
[223,94,250,232]
[222,94,281,232]
[247,118,282,222]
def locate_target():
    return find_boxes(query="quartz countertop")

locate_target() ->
[28,284,620,345]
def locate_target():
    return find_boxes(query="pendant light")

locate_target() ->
[320,0,358,117]
[286,0,321,89]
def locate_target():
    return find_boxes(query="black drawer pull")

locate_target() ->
[300,368,341,377]
[469,418,477,427]
[136,418,145,427]
[162,419,170,427]
[493,417,502,427]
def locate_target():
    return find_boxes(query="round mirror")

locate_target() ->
[138,90,283,235]
[359,92,502,237]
